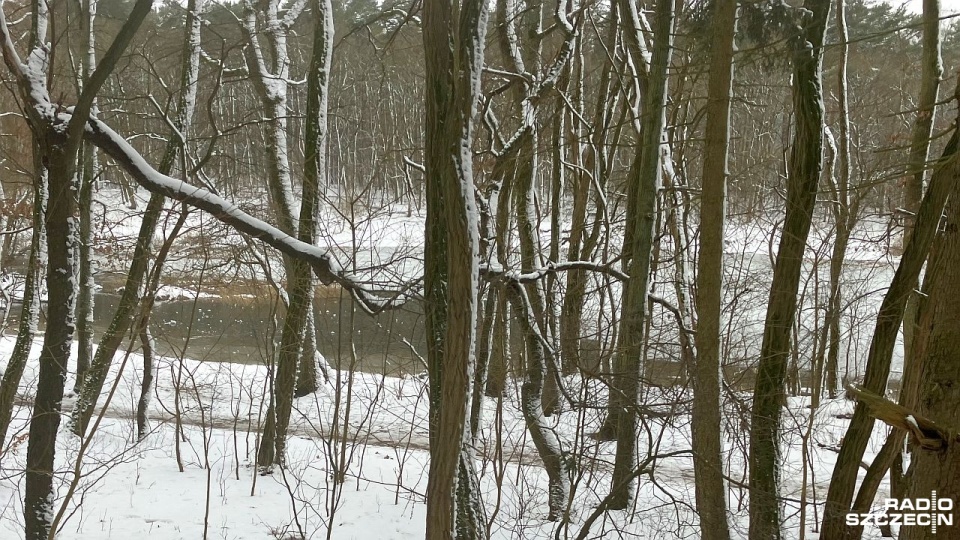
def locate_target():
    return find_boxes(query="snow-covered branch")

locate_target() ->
[481,260,628,283]
[82,115,411,315]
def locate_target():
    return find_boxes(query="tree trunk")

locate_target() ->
[422,2,489,538]
[484,288,509,398]
[819,0,862,403]
[749,1,830,538]
[505,281,569,521]
[24,140,78,540]
[0,155,45,449]
[10,0,156,535]
[691,0,736,538]
[71,0,204,436]
[72,194,164,436]
[884,161,960,540]
[471,286,497,441]
[820,114,960,540]
[602,0,673,510]
[74,0,98,393]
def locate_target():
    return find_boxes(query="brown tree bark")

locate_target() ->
[422,1,489,538]
[749,0,831,537]
[820,109,960,540]
[0,0,156,536]
[602,0,673,510]
[691,0,737,537]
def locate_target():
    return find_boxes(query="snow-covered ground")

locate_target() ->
[0,187,918,538]
[0,333,902,539]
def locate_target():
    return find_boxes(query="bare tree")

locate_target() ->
[821,92,960,540]
[71,0,207,437]
[691,0,737,537]
[749,0,831,538]
[0,0,156,536]
[600,0,673,510]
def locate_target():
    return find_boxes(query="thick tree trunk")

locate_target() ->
[422,2,489,538]
[865,159,960,540]
[24,141,78,540]
[9,0,155,534]
[749,1,830,538]
[691,0,736,538]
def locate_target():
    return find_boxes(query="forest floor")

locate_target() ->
[0,335,900,539]
[0,189,914,538]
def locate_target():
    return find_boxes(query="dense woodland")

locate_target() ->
[1,0,960,539]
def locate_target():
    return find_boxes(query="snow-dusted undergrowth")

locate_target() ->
[0,331,899,539]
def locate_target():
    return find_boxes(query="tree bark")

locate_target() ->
[749,1,830,538]
[1,0,157,536]
[505,281,569,521]
[71,0,204,436]
[0,153,45,449]
[268,0,332,466]
[598,0,673,510]
[74,0,98,394]
[896,186,960,540]
[691,0,737,538]
[422,2,489,538]
[820,116,960,540]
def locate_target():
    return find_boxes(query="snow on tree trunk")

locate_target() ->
[422,1,489,538]
[599,0,673,510]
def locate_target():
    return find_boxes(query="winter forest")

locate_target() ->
[1,0,960,538]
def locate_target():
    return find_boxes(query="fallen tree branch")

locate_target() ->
[845,384,955,451]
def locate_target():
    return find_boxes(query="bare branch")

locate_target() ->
[82,114,412,315]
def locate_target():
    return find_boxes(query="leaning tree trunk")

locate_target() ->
[5,0,156,536]
[844,152,960,540]
[691,0,736,538]
[749,1,830,538]
[71,0,205,437]
[505,281,569,522]
[897,176,960,540]
[820,105,960,540]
